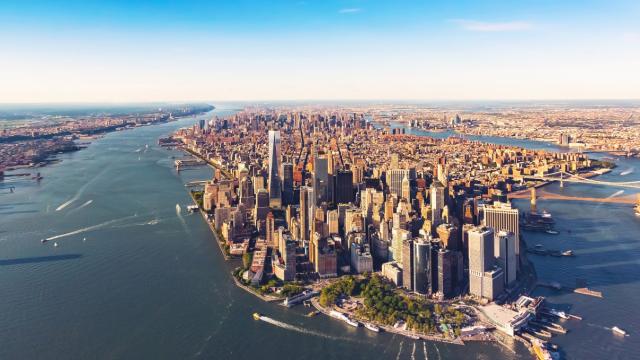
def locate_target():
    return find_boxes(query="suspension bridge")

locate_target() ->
[516,170,640,190]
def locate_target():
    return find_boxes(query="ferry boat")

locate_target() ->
[41,238,48,243]
[252,312,262,321]
[364,323,380,332]
[612,326,626,336]
[561,250,574,257]
[186,205,199,213]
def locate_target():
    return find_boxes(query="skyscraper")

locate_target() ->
[495,230,517,286]
[482,202,520,258]
[268,130,282,208]
[334,170,354,204]
[387,169,410,198]
[468,226,504,300]
[430,180,446,227]
[281,162,294,205]
[313,155,329,205]
[299,186,312,242]
[413,238,436,295]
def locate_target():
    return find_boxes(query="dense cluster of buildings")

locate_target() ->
[175,106,599,302]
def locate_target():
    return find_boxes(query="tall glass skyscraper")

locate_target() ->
[268,130,282,207]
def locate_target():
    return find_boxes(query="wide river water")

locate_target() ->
[0,109,637,359]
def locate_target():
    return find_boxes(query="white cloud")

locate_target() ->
[451,19,532,32]
[338,8,361,14]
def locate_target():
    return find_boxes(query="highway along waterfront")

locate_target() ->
[0,107,521,359]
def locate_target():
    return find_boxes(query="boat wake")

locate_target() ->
[620,168,634,176]
[423,342,428,360]
[44,214,138,241]
[395,340,404,360]
[411,342,416,360]
[55,167,109,211]
[607,190,625,198]
[257,315,352,342]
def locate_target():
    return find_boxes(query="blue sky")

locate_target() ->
[1,0,639,102]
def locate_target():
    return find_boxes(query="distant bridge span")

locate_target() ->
[516,170,640,189]
[508,189,636,205]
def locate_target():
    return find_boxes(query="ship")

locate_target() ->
[252,312,261,320]
[364,323,380,332]
[612,326,627,336]
[329,310,360,327]
[574,287,603,298]
[186,205,199,213]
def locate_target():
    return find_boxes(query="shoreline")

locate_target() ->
[1,107,213,174]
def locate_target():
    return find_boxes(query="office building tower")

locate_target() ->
[495,230,517,286]
[313,155,329,205]
[327,209,339,235]
[482,202,520,257]
[334,170,354,204]
[266,212,275,247]
[468,226,504,300]
[392,227,411,262]
[387,169,410,198]
[430,180,446,227]
[401,176,411,201]
[299,186,312,241]
[267,130,282,207]
[281,162,294,206]
[437,248,454,298]
[350,243,374,274]
[413,238,436,295]
[402,238,415,291]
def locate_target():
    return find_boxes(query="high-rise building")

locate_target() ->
[299,186,312,241]
[495,230,517,286]
[401,176,411,201]
[387,169,410,198]
[267,130,282,207]
[402,238,414,291]
[327,209,339,235]
[437,248,454,298]
[334,170,354,204]
[281,162,294,206]
[430,180,446,227]
[436,223,460,251]
[266,212,275,247]
[468,226,504,300]
[482,202,520,257]
[413,238,436,295]
[350,243,373,274]
[313,155,329,205]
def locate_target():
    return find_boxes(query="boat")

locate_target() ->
[187,205,199,213]
[562,250,574,257]
[41,238,48,243]
[53,242,59,248]
[364,323,380,332]
[574,287,603,298]
[252,312,261,320]
[175,204,181,213]
[329,310,360,327]
[545,230,559,235]
[612,326,626,336]
[546,308,569,319]
[345,318,360,328]
[531,339,558,360]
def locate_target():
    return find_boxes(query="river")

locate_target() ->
[0,108,525,359]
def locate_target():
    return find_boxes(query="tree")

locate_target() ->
[242,252,252,270]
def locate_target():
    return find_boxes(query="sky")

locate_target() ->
[0,0,639,103]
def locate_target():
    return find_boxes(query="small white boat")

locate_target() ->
[364,323,380,332]
[41,238,48,243]
[546,230,559,235]
[612,326,627,336]
[548,309,569,319]
[345,318,360,328]
[53,242,59,248]
[82,237,86,242]
[176,204,181,214]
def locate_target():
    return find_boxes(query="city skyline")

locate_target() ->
[1,0,639,103]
